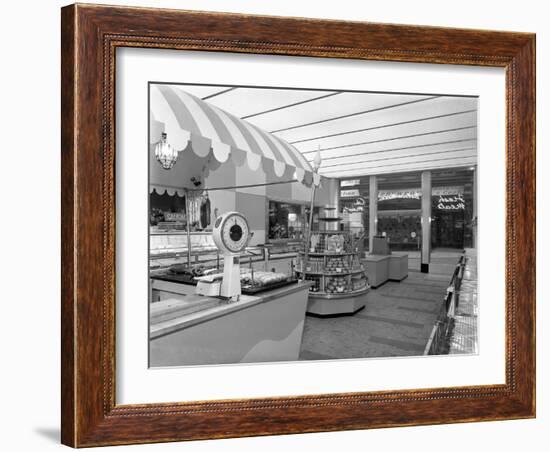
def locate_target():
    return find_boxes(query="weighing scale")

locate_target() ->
[195,211,251,302]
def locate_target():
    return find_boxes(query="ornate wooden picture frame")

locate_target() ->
[61,3,535,447]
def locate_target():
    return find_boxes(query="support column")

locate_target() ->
[369,175,378,253]
[421,171,431,273]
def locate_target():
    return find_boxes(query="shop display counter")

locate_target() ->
[306,288,369,317]
[389,252,409,281]
[363,254,390,288]
[151,265,299,302]
[151,276,196,302]
[149,281,312,366]
[363,252,409,288]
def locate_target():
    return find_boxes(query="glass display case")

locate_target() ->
[149,229,303,289]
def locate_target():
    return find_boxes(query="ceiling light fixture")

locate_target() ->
[154,132,178,170]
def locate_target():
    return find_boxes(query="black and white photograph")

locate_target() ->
[148,83,479,367]
[0,0,542,449]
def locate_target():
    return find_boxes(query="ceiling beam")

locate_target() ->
[269,96,439,133]
[320,155,476,176]
[201,87,237,100]
[289,109,476,145]
[319,147,476,169]
[301,126,476,155]
[306,138,477,163]
[241,92,340,119]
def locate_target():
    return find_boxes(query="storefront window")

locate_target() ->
[376,188,421,251]
[268,200,306,241]
[431,187,469,249]
[377,213,421,251]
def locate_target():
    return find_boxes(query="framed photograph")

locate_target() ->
[61,3,535,447]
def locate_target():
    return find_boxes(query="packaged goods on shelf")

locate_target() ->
[326,256,350,273]
[305,274,321,292]
[325,275,350,293]
[297,254,323,273]
[351,272,368,291]
[327,234,345,252]
[308,256,324,273]
[313,233,326,253]
[300,211,369,312]
[350,254,362,270]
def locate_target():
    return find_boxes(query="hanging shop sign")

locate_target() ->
[378,189,421,201]
[436,194,465,210]
[432,186,464,196]
[376,186,464,201]
[340,179,361,187]
[340,189,360,197]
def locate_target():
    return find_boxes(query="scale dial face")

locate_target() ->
[213,212,250,254]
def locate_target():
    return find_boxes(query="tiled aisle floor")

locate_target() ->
[449,249,478,354]
[299,250,464,360]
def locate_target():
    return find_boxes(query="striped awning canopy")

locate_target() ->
[150,85,320,187]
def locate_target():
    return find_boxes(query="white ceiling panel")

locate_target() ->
[306,130,477,163]
[163,84,233,100]
[246,92,432,133]
[320,157,478,178]
[317,144,477,171]
[295,111,477,155]
[161,83,478,177]
[271,96,477,144]
[319,148,476,173]
[199,87,337,118]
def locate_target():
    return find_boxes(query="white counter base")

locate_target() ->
[363,253,409,288]
[306,289,369,317]
[149,282,311,366]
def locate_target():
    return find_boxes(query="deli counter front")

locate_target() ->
[149,209,312,366]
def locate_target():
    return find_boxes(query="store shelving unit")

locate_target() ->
[298,216,369,316]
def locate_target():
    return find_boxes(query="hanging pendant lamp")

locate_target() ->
[154,132,178,170]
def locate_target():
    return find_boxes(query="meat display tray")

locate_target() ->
[241,278,298,295]
[152,273,198,285]
[152,273,298,294]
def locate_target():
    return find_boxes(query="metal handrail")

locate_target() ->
[423,253,467,355]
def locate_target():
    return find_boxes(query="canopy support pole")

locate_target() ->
[302,182,318,282]
[184,188,192,266]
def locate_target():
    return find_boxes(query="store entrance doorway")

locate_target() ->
[431,210,465,249]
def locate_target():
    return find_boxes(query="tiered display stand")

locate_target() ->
[298,215,369,316]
